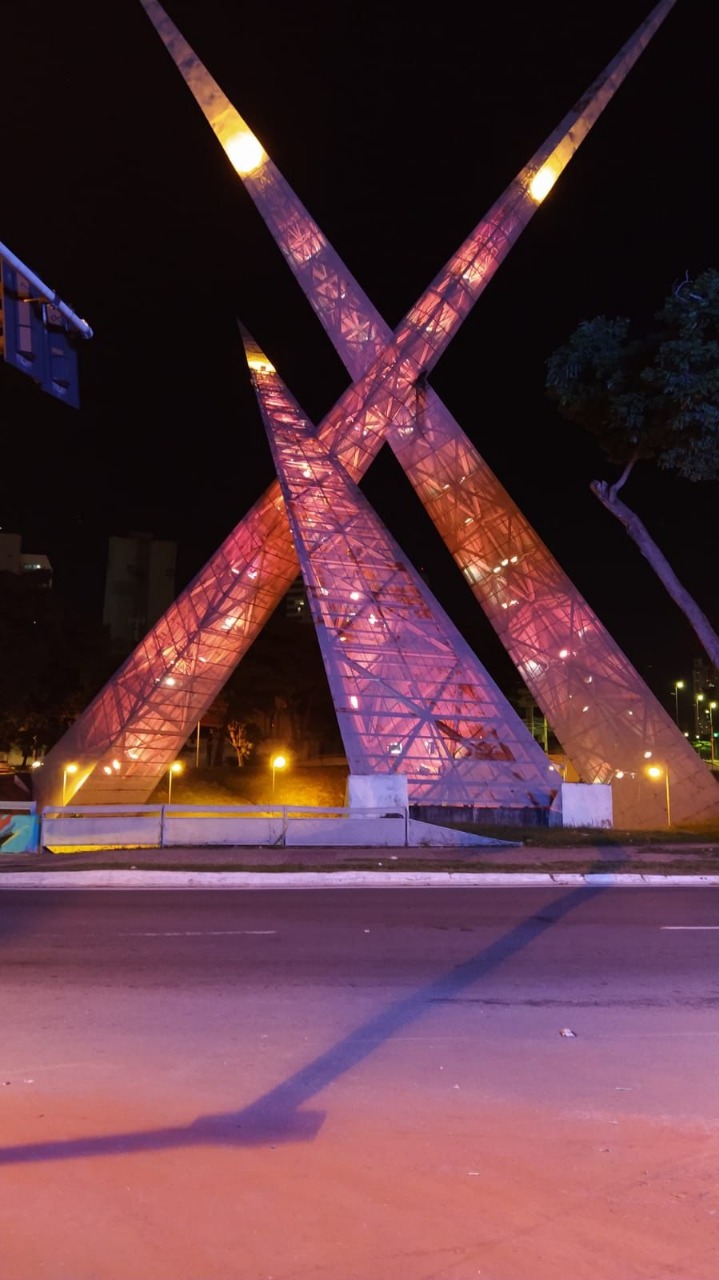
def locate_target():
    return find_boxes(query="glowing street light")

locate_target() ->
[672,680,685,726]
[62,762,78,806]
[271,753,287,803]
[709,702,717,767]
[646,762,671,828]
[167,760,183,804]
[696,691,705,738]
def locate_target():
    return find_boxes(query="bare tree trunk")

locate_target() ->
[211,722,226,767]
[591,478,719,669]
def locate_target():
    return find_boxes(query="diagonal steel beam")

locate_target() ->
[129,0,717,827]
[241,324,561,811]
[39,1,716,829]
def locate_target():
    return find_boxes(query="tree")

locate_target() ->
[545,268,719,669]
[225,719,256,768]
[194,603,341,767]
[219,607,341,756]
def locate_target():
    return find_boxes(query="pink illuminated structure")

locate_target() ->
[242,327,560,812]
[36,0,719,829]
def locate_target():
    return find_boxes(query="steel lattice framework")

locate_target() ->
[242,328,560,811]
[36,0,719,829]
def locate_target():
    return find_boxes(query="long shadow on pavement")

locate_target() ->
[0,880,609,1165]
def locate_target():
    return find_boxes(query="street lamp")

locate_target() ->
[62,762,78,806]
[709,702,717,767]
[167,760,183,804]
[271,753,287,803]
[696,691,705,738]
[646,763,671,828]
[672,680,685,726]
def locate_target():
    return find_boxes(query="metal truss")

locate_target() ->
[131,0,716,829]
[243,327,560,811]
[33,490,300,806]
[38,0,718,830]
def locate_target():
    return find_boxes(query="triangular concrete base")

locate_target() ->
[407,819,519,848]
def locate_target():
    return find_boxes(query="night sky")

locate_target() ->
[2,0,716,711]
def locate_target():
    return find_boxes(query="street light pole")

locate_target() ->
[167,761,183,804]
[646,762,671,828]
[62,762,78,806]
[696,691,705,739]
[673,680,685,726]
[271,753,287,803]
[710,702,717,767]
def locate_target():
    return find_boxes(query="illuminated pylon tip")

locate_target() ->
[239,322,275,374]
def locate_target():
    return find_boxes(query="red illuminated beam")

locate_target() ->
[138,0,676,382]
[242,325,561,814]
[37,2,703,828]
[134,1,718,827]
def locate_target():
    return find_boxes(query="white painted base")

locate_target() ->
[556,782,613,828]
[345,774,409,811]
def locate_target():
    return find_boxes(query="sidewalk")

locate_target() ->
[2,840,718,887]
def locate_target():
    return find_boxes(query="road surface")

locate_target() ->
[1,885,717,1278]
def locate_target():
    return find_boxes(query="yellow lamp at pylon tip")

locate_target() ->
[529,164,558,203]
[224,129,266,176]
[248,355,276,375]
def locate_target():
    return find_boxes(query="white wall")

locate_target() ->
[559,782,613,828]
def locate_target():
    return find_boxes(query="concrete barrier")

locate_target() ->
[37,803,412,851]
[31,802,513,852]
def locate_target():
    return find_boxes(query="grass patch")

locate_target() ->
[447,822,719,847]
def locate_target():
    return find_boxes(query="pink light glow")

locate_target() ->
[38,0,718,830]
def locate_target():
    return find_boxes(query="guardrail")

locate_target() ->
[3,783,616,856]
[36,803,410,852]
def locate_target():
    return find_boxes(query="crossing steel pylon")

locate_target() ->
[133,0,717,828]
[242,326,560,812]
[37,0,719,830]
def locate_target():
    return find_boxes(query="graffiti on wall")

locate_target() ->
[0,812,39,854]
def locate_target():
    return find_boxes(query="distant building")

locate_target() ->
[102,532,176,652]
[0,530,52,587]
[284,575,312,623]
[692,656,718,741]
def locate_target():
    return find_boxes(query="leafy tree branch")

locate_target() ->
[546,268,719,669]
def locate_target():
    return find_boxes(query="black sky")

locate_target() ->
[2,0,716,709]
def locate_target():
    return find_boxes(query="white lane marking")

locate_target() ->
[1,1062,98,1074]
[122,930,277,937]
[661,926,719,930]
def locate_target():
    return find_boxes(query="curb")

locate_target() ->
[1,871,719,889]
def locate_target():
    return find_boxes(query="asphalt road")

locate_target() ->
[1,886,717,1279]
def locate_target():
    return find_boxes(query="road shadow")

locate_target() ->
[0,878,613,1165]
